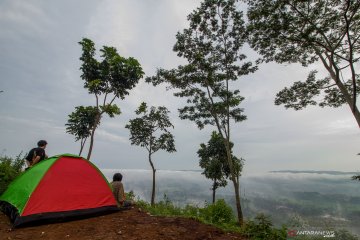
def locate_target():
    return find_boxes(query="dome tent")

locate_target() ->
[0,154,118,227]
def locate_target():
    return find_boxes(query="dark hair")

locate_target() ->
[113,173,123,182]
[37,140,48,147]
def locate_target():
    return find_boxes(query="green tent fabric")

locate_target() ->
[0,156,58,215]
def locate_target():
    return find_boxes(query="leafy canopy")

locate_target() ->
[125,102,176,154]
[146,0,256,131]
[65,106,99,142]
[198,131,243,190]
[79,38,144,99]
[246,0,360,118]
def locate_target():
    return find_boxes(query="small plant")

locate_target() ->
[0,152,25,195]
[199,199,235,225]
[240,214,287,240]
[125,190,135,201]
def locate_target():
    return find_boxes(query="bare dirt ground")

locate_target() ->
[0,207,247,240]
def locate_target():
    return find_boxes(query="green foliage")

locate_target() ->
[78,38,143,159]
[136,195,182,217]
[66,106,99,141]
[246,0,360,126]
[78,38,144,98]
[199,199,235,225]
[125,102,176,154]
[146,0,255,131]
[199,132,230,190]
[240,214,287,240]
[100,104,121,117]
[125,190,135,200]
[65,106,99,155]
[137,197,237,229]
[0,153,25,195]
[198,131,244,202]
[275,71,360,110]
[246,0,360,66]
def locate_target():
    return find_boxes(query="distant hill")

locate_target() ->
[270,170,359,175]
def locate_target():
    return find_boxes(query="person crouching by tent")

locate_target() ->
[111,173,133,208]
[25,140,48,168]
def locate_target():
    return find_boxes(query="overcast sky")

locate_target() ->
[0,0,359,175]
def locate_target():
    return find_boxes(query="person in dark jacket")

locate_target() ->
[111,173,133,208]
[25,140,48,168]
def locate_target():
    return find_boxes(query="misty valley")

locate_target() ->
[103,169,360,236]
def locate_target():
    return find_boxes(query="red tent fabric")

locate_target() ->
[23,156,116,216]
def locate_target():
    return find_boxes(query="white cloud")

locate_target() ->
[96,129,128,143]
[0,0,52,37]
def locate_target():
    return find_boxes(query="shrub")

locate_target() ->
[0,153,25,195]
[199,199,235,225]
[125,190,135,201]
[241,214,287,240]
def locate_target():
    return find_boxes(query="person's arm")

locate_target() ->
[31,156,41,166]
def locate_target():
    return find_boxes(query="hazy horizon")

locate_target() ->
[101,168,360,235]
[101,167,360,176]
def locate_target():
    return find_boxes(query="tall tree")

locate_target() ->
[65,106,98,156]
[125,102,176,206]
[78,38,143,160]
[198,131,243,204]
[246,0,360,127]
[146,0,256,224]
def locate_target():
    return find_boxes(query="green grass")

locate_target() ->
[129,193,359,240]
[132,194,288,240]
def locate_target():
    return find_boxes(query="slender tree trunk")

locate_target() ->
[232,176,243,225]
[87,127,96,160]
[224,139,243,225]
[353,109,360,128]
[317,51,360,128]
[149,152,156,206]
[87,113,101,160]
[79,138,85,156]
[87,128,95,160]
[328,64,360,127]
[212,180,216,204]
[331,71,360,127]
